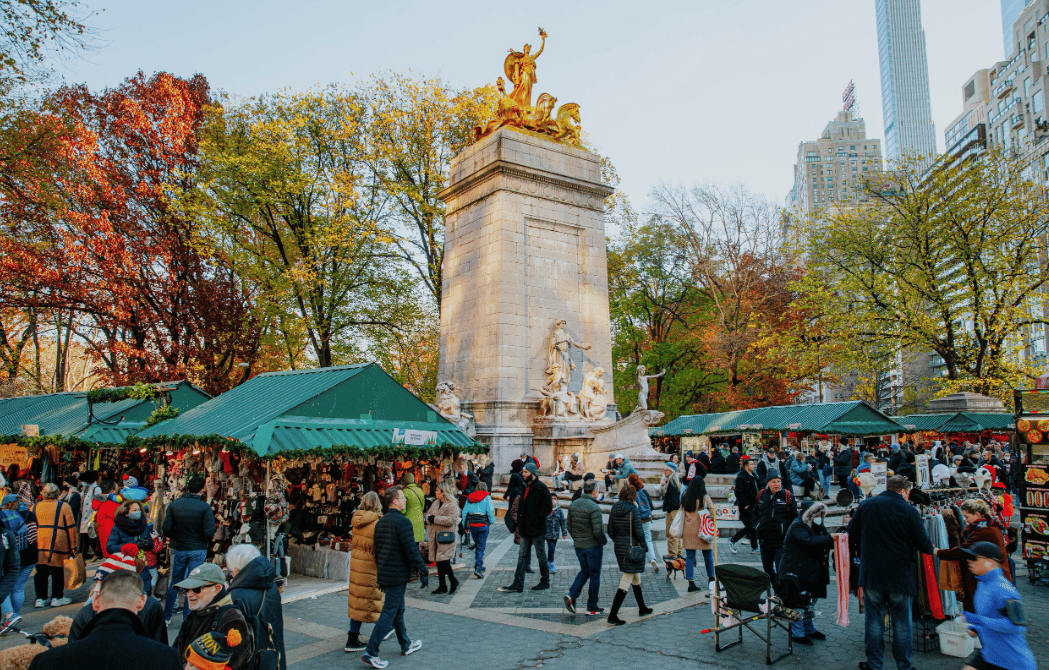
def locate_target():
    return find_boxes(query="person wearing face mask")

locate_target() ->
[106,500,159,594]
[778,501,834,645]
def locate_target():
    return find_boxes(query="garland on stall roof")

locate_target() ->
[85,382,159,404]
[145,405,180,427]
[260,441,490,462]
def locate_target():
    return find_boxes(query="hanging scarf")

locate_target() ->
[834,532,851,627]
[17,482,33,510]
[961,517,991,545]
[113,513,148,537]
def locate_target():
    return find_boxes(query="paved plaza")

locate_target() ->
[1,525,1046,670]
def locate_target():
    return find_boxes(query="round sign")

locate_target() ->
[1017,418,1031,432]
[1027,429,1044,444]
[1038,419,1049,433]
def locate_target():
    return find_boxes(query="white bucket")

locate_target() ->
[936,619,975,658]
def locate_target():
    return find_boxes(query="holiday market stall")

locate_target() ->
[135,363,484,582]
[894,412,1015,449]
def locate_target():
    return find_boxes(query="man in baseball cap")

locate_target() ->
[173,564,253,670]
[959,542,1035,670]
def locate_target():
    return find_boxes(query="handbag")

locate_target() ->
[436,531,456,544]
[669,509,685,537]
[64,553,86,591]
[698,510,717,543]
[628,513,646,564]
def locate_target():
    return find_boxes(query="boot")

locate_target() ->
[687,580,700,592]
[632,584,653,616]
[607,588,628,625]
[432,573,448,594]
[448,574,460,595]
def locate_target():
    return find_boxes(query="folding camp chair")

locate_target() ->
[712,563,794,665]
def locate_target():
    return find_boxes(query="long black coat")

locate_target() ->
[68,595,168,644]
[725,452,741,474]
[516,478,552,538]
[230,556,286,670]
[29,608,181,670]
[779,516,833,599]
[833,449,854,480]
[845,490,934,595]
[374,509,430,588]
[607,500,648,574]
[733,470,760,523]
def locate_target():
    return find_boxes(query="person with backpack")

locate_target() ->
[0,493,37,633]
[461,483,496,579]
[228,544,284,670]
[172,563,254,670]
[755,474,797,587]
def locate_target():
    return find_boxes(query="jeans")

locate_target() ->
[568,546,602,610]
[1,565,35,616]
[791,600,819,637]
[760,544,783,587]
[163,549,206,620]
[641,521,657,563]
[511,535,549,588]
[818,472,831,497]
[470,526,490,572]
[546,539,558,564]
[140,568,153,596]
[365,583,410,658]
[350,619,362,634]
[685,548,715,583]
[863,588,913,670]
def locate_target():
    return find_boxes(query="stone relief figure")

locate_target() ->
[578,367,608,421]
[435,381,473,432]
[537,364,579,418]
[633,365,666,413]
[548,319,591,376]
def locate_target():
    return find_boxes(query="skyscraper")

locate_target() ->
[1002,0,1034,55]
[875,0,937,162]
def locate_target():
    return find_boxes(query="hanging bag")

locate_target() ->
[698,509,717,543]
[628,512,646,563]
[669,509,685,538]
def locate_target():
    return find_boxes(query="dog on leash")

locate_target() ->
[663,556,686,582]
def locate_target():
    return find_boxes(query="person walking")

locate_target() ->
[728,457,759,553]
[545,493,567,574]
[461,482,495,579]
[935,499,1011,612]
[362,486,430,669]
[425,479,461,595]
[754,474,796,588]
[564,480,607,616]
[779,501,833,645]
[400,473,426,549]
[0,493,36,632]
[228,543,286,670]
[107,499,159,594]
[661,462,682,559]
[476,456,495,493]
[846,476,934,670]
[58,476,81,545]
[162,476,216,624]
[958,541,1036,670]
[628,474,658,572]
[92,479,120,559]
[681,475,716,593]
[605,486,652,625]
[27,571,181,670]
[32,483,76,607]
[77,473,100,561]
[757,449,787,488]
[498,462,553,593]
[345,492,386,652]
[172,562,253,670]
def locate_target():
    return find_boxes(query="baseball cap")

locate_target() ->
[959,541,1003,562]
[175,562,227,589]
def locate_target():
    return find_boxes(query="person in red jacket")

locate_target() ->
[92,480,120,559]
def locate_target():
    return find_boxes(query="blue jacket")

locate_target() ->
[614,458,638,482]
[965,567,1036,670]
[545,507,567,540]
[461,491,496,528]
[635,488,653,522]
[787,458,809,486]
[845,490,934,595]
[107,521,154,556]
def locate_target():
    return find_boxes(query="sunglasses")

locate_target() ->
[183,584,215,594]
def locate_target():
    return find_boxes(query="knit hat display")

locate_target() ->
[94,545,139,581]
[185,628,243,670]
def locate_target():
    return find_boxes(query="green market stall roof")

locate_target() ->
[651,401,903,438]
[138,363,483,458]
[0,381,210,440]
[895,412,1015,434]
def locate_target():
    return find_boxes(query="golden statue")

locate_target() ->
[474,27,582,147]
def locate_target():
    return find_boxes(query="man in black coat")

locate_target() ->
[846,476,934,670]
[729,457,760,553]
[162,476,217,622]
[229,545,286,670]
[755,474,796,586]
[363,486,430,667]
[834,442,854,489]
[725,446,741,475]
[29,571,180,670]
[69,575,168,643]
[499,462,552,593]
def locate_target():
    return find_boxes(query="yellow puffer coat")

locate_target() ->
[347,510,383,623]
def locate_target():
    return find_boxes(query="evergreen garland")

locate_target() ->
[85,382,158,404]
[145,405,180,427]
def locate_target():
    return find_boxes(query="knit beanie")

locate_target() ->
[524,462,539,477]
[664,461,677,471]
[185,628,243,670]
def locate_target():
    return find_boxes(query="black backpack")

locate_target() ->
[215,599,278,670]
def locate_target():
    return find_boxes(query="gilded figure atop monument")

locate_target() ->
[474,27,582,146]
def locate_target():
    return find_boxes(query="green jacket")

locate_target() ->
[567,495,607,549]
[402,484,426,543]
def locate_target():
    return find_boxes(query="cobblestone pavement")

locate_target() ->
[1,533,1046,670]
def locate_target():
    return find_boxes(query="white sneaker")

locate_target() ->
[401,640,422,656]
[728,540,739,554]
[361,655,389,668]
[50,597,72,607]
[34,599,47,608]
[650,559,660,573]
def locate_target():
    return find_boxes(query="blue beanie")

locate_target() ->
[664,462,677,472]
[524,462,539,476]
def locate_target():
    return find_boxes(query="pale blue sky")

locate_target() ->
[61,0,1004,212]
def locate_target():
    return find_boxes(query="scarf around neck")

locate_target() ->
[114,513,147,537]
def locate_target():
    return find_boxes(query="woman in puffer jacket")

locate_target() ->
[605,486,652,625]
[344,492,384,653]
[106,499,160,594]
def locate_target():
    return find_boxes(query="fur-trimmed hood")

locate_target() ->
[802,501,827,526]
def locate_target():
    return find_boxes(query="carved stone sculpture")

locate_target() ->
[436,381,473,432]
[548,319,591,376]
[633,365,666,413]
[537,364,579,418]
[578,367,608,421]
